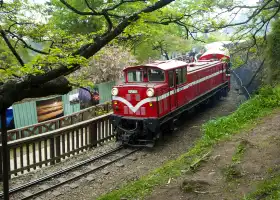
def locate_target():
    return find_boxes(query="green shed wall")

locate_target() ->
[97,81,115,104]
[12,89,80,129]
[13,101,38,128]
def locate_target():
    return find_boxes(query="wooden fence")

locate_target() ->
[7,102,112,141]
[0,112,114,178]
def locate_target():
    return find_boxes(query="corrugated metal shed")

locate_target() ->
[62,89,80,115]
[13,101,38,128]
[10,81,114,129]
[12,89,80,129]
[97,81,115,104]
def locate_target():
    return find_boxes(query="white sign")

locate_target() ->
[128,90,138,94]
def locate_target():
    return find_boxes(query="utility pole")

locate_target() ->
[1,109,9,200]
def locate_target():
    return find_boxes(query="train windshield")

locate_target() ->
[127,69,143,82]
[148,68,165,82]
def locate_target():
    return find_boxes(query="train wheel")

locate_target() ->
[223,87,229,97]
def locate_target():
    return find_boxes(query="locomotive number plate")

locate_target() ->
[128,90,138,94]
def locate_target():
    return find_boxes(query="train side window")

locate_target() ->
[182,67,187,83]
[168,71,174,87]
[176,68,183,85]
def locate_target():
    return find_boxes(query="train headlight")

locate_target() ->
[111,88,118,96]
[146,88,155,97]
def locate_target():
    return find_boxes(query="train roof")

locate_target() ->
[145,60,188,70]
[124,60,188,71]
[124,59,226,72]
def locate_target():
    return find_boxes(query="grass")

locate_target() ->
[222,164,243,181]
[97,85,280,200]
[232,140,249,164]
[244,176,280,200]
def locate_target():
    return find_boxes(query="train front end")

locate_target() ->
[111,65,166,147]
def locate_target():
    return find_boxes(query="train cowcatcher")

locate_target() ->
[111,48,231,147]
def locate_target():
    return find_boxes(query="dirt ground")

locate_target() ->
[146,110,280,200]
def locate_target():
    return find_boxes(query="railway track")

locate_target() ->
[1,146,139,200]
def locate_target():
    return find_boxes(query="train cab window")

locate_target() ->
[148,68,165,82]
[127,69,143,82]
[175,68,183,85]
[182,67,187,83]
[168,71,174,87]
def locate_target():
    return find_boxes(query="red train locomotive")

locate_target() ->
[111,48,231,147]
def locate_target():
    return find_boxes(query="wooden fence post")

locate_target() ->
[89,122,97,148]
[55,136,61,163]
[0,145,2,181]
[50,137,55,165]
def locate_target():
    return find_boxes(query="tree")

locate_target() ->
[49,0,104,34]
[1,0,280,113]
[119,22,192,62]
[266,18,280,84]
[70,45,137,84]
[0,0,175,112]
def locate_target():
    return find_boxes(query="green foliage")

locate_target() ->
[231,55,244,69]
[267,19,280,84]
[244,176,280,200]
[129,23,192,62]
[97,85,280,200]
[222,164,242,181]
[232,140,248,164]
[49,0,104,34]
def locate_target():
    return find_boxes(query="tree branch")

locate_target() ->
[103,0,146,12]
[0,29,25,66]
[5,30,49,55]
[0,0,174,111]
[60,0,96,15]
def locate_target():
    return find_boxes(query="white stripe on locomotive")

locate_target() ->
[113,69,227,113]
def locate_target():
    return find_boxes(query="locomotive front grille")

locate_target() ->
[123,106,146,116]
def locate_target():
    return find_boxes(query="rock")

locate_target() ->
[128,156,137,161]
[22,191,33,198]
[69,183,79,189]
[73,171,83,176]
[39,185,50,190]
[87,165,98,170]
[102,170,110,175]
[102,159,111,163]
[208,171,216,178]
[211,155,221,161]
[141,152,148,157]
[181,170,188,174]
[57,178,67,183]
[52,191,62,197]
[116,153,125,157]
[181,179,210,193]
[116,162,125,167]
[86,176,95,182]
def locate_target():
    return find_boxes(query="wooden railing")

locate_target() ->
[7,102,112,141]
[0,112,114,178]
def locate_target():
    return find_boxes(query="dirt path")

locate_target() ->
[146,110,280,200]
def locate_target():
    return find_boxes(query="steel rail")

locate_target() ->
[21,147,139,200]
[0,146,138,199]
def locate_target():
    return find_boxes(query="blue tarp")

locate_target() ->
[0,107,14,129]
